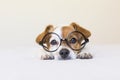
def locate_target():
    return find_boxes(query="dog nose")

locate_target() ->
[59,49,70,59]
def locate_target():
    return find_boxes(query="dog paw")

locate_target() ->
[41,54,54,60]
[77,53,93,59]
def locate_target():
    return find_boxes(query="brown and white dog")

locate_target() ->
[36,22,92,60]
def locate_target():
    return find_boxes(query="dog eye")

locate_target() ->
[70,38,77,44]
[50,40,58,45]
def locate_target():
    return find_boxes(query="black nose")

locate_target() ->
[59,49,70,59]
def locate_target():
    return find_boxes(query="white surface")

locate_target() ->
[0,45,120,80]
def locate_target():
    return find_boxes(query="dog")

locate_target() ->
[36,22,92,60]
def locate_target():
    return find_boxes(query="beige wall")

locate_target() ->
[0,0,120,46]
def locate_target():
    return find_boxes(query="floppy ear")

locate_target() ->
[70,22,91,38]
[36,25,54,44]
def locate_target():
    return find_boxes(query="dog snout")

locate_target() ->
[59,48,70,59]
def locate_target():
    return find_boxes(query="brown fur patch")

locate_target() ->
[62,26,74,39]
[36,25,54,43]
[70,22,91,38]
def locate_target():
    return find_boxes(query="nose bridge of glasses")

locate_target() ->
[60,39,68,45]
[61,38,68,41]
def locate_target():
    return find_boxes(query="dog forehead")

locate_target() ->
[53,26,74,39]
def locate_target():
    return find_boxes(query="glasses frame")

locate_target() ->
[39,31,89,52]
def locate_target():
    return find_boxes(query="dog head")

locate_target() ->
[36,22,91,60]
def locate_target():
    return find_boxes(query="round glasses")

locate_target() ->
[39,31,89,52]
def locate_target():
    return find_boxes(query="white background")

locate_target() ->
[0,0,120,80]
[0,0,120,46]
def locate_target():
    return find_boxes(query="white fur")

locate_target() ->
[53,27,62,38]
[80,44,93,58]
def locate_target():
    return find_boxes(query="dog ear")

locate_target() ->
[70,22,91,38]
[36,25,54,44]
